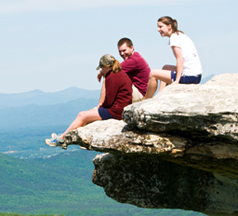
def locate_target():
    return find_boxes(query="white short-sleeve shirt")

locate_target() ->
[170,32,202,76]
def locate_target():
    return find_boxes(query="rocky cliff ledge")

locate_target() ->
[64,74,238,216]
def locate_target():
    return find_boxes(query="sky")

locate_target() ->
[0,0,237,93]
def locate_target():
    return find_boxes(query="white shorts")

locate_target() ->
[132,85,144,103]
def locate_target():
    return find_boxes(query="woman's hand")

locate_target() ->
[97,103,102,108]
[171,80,179,85]
[172,46,183,83]
[91,103,102,110]
[97,70,103,82]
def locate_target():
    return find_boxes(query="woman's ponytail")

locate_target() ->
[111,60,121,73]
[158,16,183,34]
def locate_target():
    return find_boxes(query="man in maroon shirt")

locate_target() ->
[97,38,150,105]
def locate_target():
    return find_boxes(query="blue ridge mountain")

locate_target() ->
[0,97,98,158]
[0,75,213,109]
[0,98,98,130]
[0,87,100,108]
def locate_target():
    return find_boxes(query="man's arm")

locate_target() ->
[121,58,137,73]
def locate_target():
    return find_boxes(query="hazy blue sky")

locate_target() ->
[0,0,237,93]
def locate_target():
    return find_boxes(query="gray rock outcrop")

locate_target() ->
[64,74,238,215]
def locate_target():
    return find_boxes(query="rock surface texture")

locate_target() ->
[64,74,238,216]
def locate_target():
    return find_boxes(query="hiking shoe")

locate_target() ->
[45,135,64,147]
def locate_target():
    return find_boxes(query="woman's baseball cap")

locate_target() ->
[96,54,115,70]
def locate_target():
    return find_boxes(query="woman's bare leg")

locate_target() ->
[60,109,102,140]
[145,69,172,98]
[158,80,167,92]
[144,65,177,99]
[158,65,177,92]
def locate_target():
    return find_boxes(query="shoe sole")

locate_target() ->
[45,139,58,147]
[45,134,67,149]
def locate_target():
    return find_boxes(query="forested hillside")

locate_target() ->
[0,213,64,216]
[0,151,206,216]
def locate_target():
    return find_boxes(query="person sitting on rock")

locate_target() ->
[45,54,132,148]
[144,16,203,99]
[97,38,150,104]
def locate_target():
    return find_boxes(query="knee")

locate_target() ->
[149,69,158,79]
[77,111,86,120]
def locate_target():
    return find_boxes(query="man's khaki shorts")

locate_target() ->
[132,85,144,103]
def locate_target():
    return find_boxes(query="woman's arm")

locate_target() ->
[97,78,106,107]
[101,75,118,108]
[171,46,183,84]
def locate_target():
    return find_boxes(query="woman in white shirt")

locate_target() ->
[145,16,202,99]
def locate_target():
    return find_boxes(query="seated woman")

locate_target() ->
[144,16,202,99]
[45,54,132,147]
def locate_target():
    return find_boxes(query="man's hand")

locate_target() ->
[97,70,103,82]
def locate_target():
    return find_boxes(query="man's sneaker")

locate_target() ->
[45,135,64,147]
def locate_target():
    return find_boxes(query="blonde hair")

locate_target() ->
[158,16,184,35]
[105,60,121,73]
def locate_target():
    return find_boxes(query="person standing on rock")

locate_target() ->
[97,37,150,104]
[45,54,132,148]
[144,16,202,99]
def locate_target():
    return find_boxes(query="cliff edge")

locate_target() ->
[64,74,238,216]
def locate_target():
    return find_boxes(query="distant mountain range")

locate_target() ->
[0,74,214,109]
[0,98,98,130]
[0,97,98,158]
[0,88,99,158]
[0,87,101,108]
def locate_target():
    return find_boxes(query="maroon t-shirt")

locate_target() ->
[121,52,150,96]
[101,70,132,120]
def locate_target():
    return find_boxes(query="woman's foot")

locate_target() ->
[45,134,64,147]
